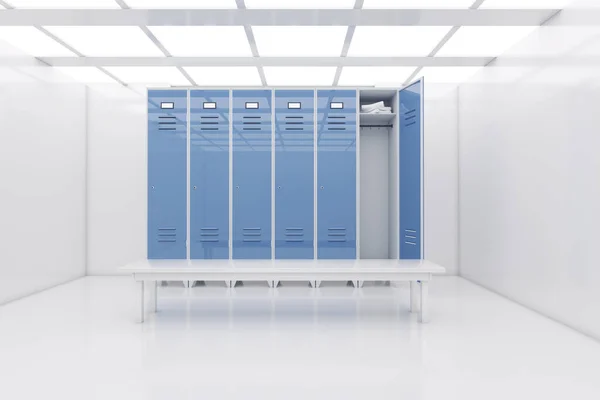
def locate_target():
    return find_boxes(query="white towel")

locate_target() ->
[364,106,392,114]
[361,101,386,113]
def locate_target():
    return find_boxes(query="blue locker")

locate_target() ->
[275,90,314,259]
[147,90,187,259]
[190,90,230,259]
[317,90,357,259]
[399,79,423,259]
[232,90,272,259]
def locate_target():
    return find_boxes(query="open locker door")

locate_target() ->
[399,78,424,259]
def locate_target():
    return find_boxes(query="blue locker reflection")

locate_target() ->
[147,90,187,259]
[190,90,230,259]
[232,90,272,259]
[275,90,314,259]
[317,90,357,259]
[399,80,423,259]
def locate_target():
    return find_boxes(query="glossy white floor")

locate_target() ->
[1,276,599,400]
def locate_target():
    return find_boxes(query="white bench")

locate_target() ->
[121,259,445,324]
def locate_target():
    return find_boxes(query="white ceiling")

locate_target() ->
[0,0,568,87]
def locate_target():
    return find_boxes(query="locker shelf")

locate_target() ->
[359,113,397,126]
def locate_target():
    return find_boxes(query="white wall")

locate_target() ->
[87,85,458,275]
[86,85,147,275]
[458,5,600,339]
[0,44,87,304]
[424,85,459,275]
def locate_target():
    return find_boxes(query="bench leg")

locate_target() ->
[410,281,420,313]
[138,281,145,323]
[352,280,364,288]
[419,281,430,323]
[225,280,237,288]
[315,280,321,289]
[268,280,279,288]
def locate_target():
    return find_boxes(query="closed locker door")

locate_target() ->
[232,90,272,259]
[317,90,357,259]
[399,79,424,259]
[190,90,230,259]
[148,90,187,259]
[275,90,314,259]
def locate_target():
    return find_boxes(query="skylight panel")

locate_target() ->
[0,27,75,57]
[480,0,574,8]
[245,0,355,8]
[43,26,164,57]
[349,27,452,57]
[8,0,120,8]
[253,27,347,57]
[148,27,252,56]
[126,0,237,7]
[363,0,475,8]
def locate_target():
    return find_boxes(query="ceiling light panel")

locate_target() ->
[253,27,347,56]
[8,0,119,7]
[126,0,237,7]
[245,0,355,8]
[363,0,475,8]
[0,27,75,57]
[418,67,481,83]
[480,0,574,8]
[436,26,537,57]
[104,67,190,86]
[264,67,336,86]
[54,67,117,83]
[338,67,416,86]
[148,27,252,56]
[349,27,452,56]
[183,67,263,86]
[43,26,164,57]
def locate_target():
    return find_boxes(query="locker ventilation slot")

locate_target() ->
[157,228,177,243]
[327,227,347,242]
[243,228,262,242]
[159,116,178,131]
[326,115,346,131]
[199,115,226,132]
[403,109,417,128]
[404,229,417,245]
[242,116,263,131]
[199,227,219,243]
[285,228,304,243]
[284,115,305,131]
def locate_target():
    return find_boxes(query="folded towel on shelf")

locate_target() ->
[361,101,392,114]
[361,101,385,113]
[364,106,392,114]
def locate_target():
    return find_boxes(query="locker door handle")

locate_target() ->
[320,186,324,190]
[193,186,197,190]
[277,186,282,189]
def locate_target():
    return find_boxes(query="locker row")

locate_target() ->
[148,85,423,261]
